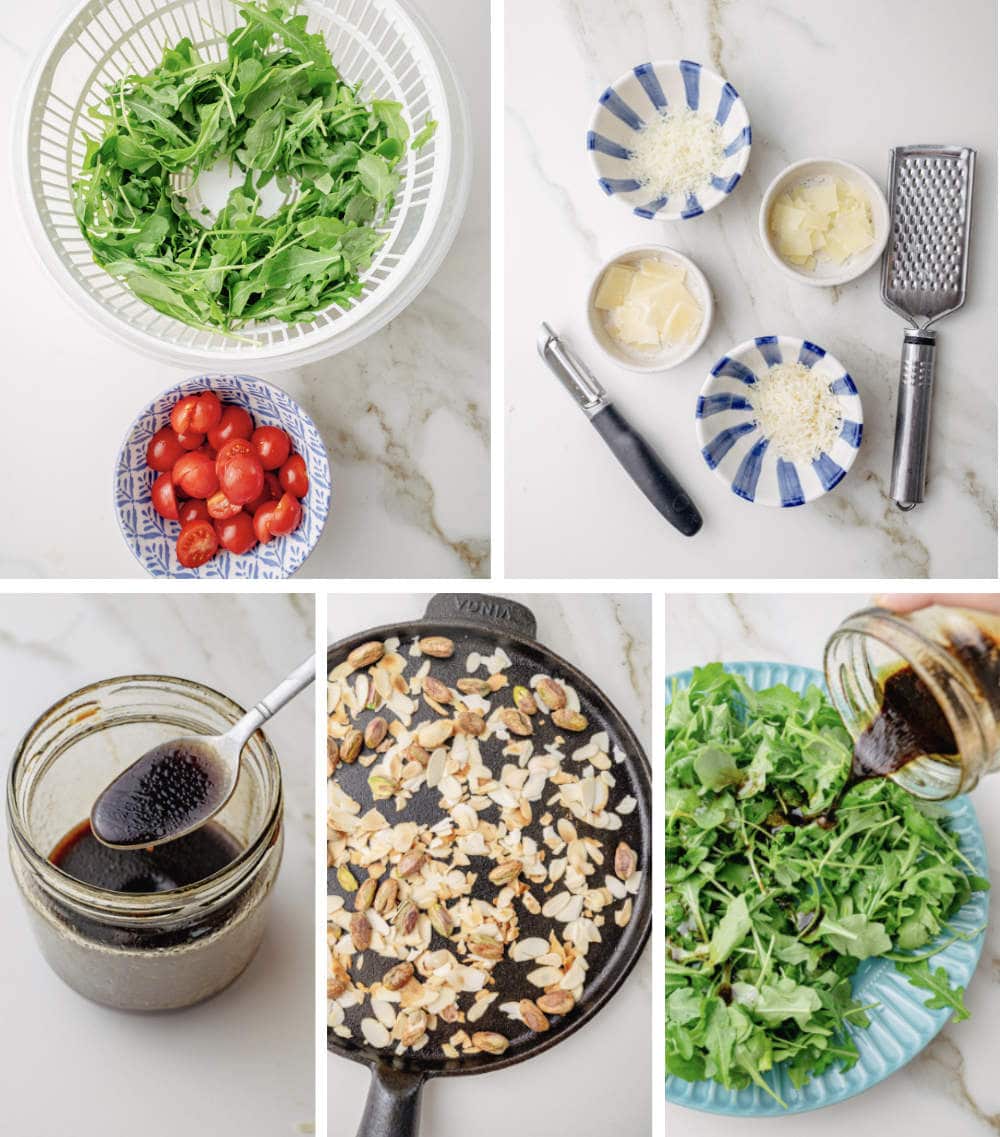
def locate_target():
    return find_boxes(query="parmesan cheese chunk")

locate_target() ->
[769,176,874,270]
[596,256,703,353]
[748,362,844,463]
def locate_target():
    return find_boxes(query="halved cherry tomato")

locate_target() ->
[171,391,222,435]
[151,473,179,520]
[172,451,219,499]
[176,520,219,568]
[146,428,185,472]
[178,500,211,526]
[253,500,280,543]
[207,490,243,520]
[217,438,264,506]
[279,454,309,498]
[246,472,281,513]
[251,425,291,471]
[208,405,254,450]
[176,430,206,451]
[269,492,302,537]
[215,511,257,555]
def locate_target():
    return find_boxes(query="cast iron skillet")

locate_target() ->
[327,594,652,1137]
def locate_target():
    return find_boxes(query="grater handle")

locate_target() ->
[890,330,937,510]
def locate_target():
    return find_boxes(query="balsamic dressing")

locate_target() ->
[90,740,228,847]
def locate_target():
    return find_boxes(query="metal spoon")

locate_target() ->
[90,656,315,849]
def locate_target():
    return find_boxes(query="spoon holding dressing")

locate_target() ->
[90,657,315,849]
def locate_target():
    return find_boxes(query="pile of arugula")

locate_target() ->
[666,664,988,1104]
[72,0,436,333]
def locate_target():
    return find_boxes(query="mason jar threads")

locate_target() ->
[6,675,283,1011]
[825,605,1000,800]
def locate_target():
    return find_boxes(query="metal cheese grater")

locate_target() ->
[882,145,975,510]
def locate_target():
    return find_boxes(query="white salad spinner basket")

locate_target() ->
[15,0,471,367]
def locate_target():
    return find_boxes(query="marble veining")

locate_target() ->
[666,593,1000,1136]
[328,593,651,1137]
[505,0,997,578]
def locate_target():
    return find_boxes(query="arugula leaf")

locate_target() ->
[816,913,893,959]
[708,895,751,965]
[894,960,971,1022]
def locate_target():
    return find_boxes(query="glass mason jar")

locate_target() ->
[6,675,283,1011]
[825,605,1000,799]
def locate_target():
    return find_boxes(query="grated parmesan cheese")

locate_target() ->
[748,362,843,463]
[630,107,723,198]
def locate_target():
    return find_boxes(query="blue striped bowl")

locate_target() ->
[666,662,989,1116]
[114,374,331,579]
[695,335,863,507]
[587,59,751,221]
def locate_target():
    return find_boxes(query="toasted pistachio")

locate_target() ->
[614,841,637,881]
[354,877,378,912]
[382,962,414,991]
[396,900,419,936]
[364,716,388,749]
[423,676,453,704]
[348,641,384,668]
[513,685,537,715]
[428,902,454,938]
[373,878,399,915]
[419,636,454,658]
[488,859,522,886]
[368,773,396,800]
[519,998,550,1033]
[337,865,358,892]
[468,933,504,961]
[340,728,362,764]
[327,975,347,999]
[536,677,566,710]
[472,1031,509,1055]
[500,707,533,737]
[537,990,575,1016]
[417,719,453,748]
[349,911,372,951]
[397,1008,428,1047]
[457,677,491,696]
[327,736,339,776]
[552,708,588,732]
[397,850,426,878]
[454,710,486,737]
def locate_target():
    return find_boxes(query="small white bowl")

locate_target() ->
[586,245,713,373]
[758,158,889,287]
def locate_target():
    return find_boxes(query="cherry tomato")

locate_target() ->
[151,473,179,521]
[269,492,302,537]
[207,490,243,520]
[176,520,219,568]
[171,391,222,435]
[178,500,210,525]
[216,438,264,506]
[246,472,281,513]
[146,428,185,472]
[279,454,309,498]
[176,430,205,451]
[172,451,219,499]
[253,501,280,543]
[208,405,253,451]
[215,511,257,555]
[251,426,291,471]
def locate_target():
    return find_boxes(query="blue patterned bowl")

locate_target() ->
[114,374,331,579]
[666,662,989,1116]
[695,335,863,507]
[587,59,751,221]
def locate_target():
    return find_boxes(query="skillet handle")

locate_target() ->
[355,1065,425,1137]
[425,593,538,639]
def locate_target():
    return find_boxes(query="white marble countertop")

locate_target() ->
[327,593,652,1137]
[0,0,489,579]
[0,594,316,1137]
[665,593,1000,1137]
[505,0,997,579]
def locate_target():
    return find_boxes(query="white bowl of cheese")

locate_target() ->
[759,158,889,287]
[587,245,713,372]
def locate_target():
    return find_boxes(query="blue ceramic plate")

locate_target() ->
[114,373,331,579]
[587,59,751,221]
[665,661,989,1116]
[696,336,863,507]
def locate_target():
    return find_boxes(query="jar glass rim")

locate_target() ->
[6,673,283,918]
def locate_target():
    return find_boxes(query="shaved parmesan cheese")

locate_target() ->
[595,256,703,353]
[629,107,723,198]
[769,176,874,270]
[748,362,843,463]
